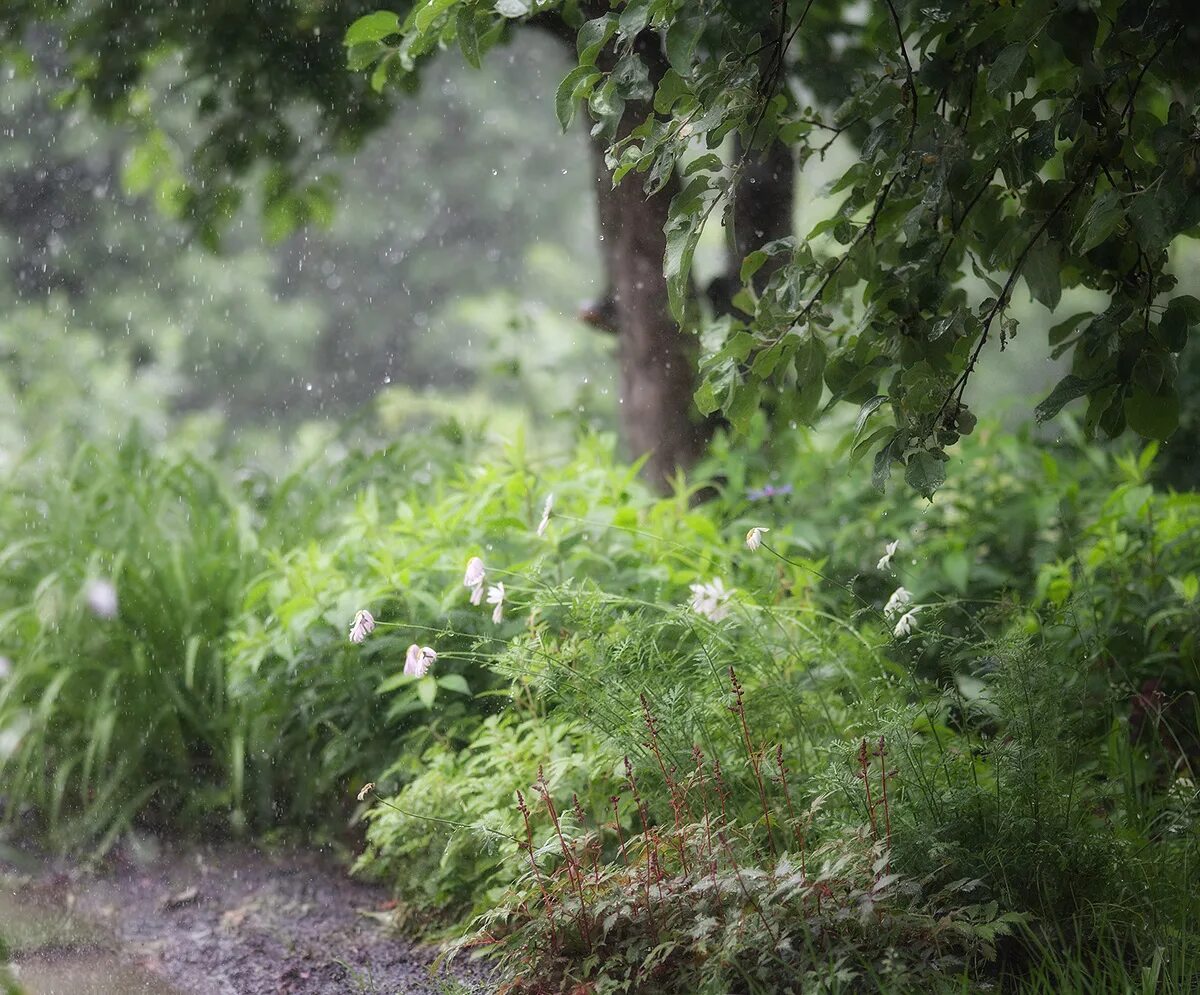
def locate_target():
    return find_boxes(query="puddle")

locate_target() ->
[9,955,181,995]
[0,883,186,995]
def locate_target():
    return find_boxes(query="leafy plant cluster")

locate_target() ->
[475,704,1022,995]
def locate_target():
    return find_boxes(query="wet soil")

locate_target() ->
[1,842,492,995]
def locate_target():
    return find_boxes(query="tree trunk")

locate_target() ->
[588,120,708,493]
[733,137,795,282]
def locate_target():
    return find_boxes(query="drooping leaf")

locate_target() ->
[344,11,401,45]
[1035,374,1109,422]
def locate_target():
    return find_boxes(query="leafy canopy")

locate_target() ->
[350,0,1200,495]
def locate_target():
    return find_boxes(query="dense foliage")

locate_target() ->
[349,0,1200,495]
[3,373,1197,988]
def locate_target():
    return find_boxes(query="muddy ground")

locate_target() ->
[0,841,494,995]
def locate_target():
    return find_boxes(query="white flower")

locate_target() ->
[357,782,375,802]
[349,609,376,644]
[877,540,900,572]
[0,657,10,680]
[469,583,485,606]
[536,493,554,538]
[486,582,505,624]
[883,587,912,618]
[84,578,118,620]
[745,527,770,551]
[463,556,485,589]
[689,578,733,622]
[404,644,437,678]
[893,609,920,639]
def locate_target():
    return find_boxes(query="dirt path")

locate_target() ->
[1,842,493,995]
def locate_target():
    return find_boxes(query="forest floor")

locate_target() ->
[1,840,491,995]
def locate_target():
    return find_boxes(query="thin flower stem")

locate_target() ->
[369,794,521,843]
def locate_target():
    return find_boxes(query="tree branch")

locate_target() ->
[937,171,1092,421]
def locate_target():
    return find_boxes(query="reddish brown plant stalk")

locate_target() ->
[729,665,776,856]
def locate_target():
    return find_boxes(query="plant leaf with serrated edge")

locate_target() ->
[905,451,946,498]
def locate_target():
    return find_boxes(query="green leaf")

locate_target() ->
[618,0,653,36]
[665,174,720,318]
[1124,385,1179,441]
[871,434,899,493]
[853,394,888,443]
[1074,188,1123,254]
[684,153,723,176]
[369,53,395,93]
[740,250,768,284]
[1035,374,1108,422]
[905,451,946,498]
[1022,238,1061,309]
[345,11,401,45]
[694,379,719,415]
[555,65,600,131]
[416,677,437,709]
[727,381,760,433]
[415,0,458,32]
[437,674,472,696]
[987,43,1027,94]
[456,6,480,67]
[347,40,386,71]
[1130,191,1169,251]
[1158,295,1200,351]
[665,16,703,74]
[577,15,617,66]
[653,68,689,115]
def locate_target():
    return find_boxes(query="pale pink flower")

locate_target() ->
[349,609,376,644]
[536,493,554,538]
[883,586,912,619]
[877,540,900,572]
[745,527,769,551]
[84,578,118,619]
[404,644,437,678]
[0,657,10,680]
[463,556,486,589]
[893,608,920,639]
[486,582,505,624]
[689,578,732,622]
[470,583,485,606]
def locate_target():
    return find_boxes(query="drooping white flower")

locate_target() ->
[469,582,485,606]
[487,582,506,624]
[357,782,375,802]
[689,578,733,622]
[349,609,376,644]
[745,527,770,551]
[0,657,10,680]
[84,578,118,620]
[536,493,554,538]
[893,608,920,639]
[463,556,485,589]
[883,586,912,618]
[877,540,900,572]
[404,643,437,678]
